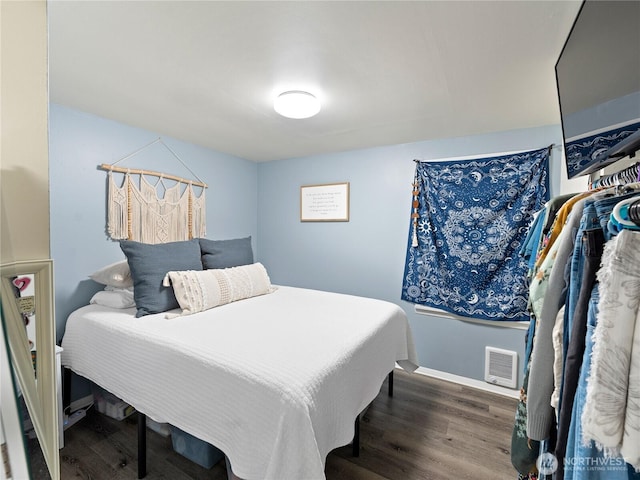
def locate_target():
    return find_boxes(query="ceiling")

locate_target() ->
[48,1,582,162]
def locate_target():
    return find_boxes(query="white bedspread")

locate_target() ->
[61,286,418,480]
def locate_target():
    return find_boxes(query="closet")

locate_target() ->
[512,158,640,480]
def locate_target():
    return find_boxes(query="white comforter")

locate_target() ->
[61,286,418,480]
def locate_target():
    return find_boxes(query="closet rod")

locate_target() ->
[98,164,208,188]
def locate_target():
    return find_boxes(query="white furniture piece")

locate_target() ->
[55,345,63,449]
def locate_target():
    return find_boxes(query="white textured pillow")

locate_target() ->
[163,262,272,317]
[90,287,136,309]
[90,260,133,288]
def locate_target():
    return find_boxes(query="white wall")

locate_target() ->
[1,0,50,263]
[0,1,52,477]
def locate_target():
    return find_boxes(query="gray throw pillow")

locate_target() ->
[199,236,254,269]
[120,239,203,317]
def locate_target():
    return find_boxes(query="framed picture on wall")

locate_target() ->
[300,182,350,222]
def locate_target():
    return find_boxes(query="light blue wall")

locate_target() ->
[50,103,564,387]
[257,125,564,386]
[563,90,640,138]
[49,104,258,342]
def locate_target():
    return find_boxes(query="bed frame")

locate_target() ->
[63,368,394,479]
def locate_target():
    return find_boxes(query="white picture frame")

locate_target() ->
[300,182,350,222]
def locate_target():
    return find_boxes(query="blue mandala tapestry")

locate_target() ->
[401,147,550,321]
[565,121,640,178]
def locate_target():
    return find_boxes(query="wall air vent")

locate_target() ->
[484,347,518,389]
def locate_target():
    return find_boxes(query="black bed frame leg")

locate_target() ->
[351,370,393,458]
[62,367,72,414]
[353,414,360,457]
[138,413,147,479]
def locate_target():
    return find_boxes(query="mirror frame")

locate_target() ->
[1,302,31,479]
[0,259,59,479]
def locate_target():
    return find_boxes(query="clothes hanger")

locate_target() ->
[628,198,640,226]
[614,181,640,196]
[593,162,640,189]
[610,195,640,231]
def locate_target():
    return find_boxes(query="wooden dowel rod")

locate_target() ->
[99,164,207,188]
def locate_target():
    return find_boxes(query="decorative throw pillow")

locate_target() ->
[163,262,272,317]
[89,260,133,288]
[120,239,203,317]
[90,287,136,309]
[199,236,253,269]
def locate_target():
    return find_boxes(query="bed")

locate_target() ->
[61,284,418,480]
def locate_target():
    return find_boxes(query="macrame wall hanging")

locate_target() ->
[99,138,207,244]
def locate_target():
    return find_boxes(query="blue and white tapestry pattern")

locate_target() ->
[401,147,550,321]
[565,121,640,178]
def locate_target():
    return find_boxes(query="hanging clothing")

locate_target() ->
[518,171,640,478]
[559,193,636,412]
[521,193,577,280]
[521,195,576,373]
[526,188,622,442]
[521,208,546,277]
[622,305,640,470]
[564,285,633,480]
[511,367,543,476]
[527,196,590,441]
[551,306,565,413]
[555,228,604,480]
[582,229,640,466]
[534,191,594,270]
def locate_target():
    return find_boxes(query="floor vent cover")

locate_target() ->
[484,347,518,389]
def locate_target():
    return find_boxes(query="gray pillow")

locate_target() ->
[120,239,203,317]
[199,236,254,269]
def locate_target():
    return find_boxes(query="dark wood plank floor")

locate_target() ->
[34,370,519,479]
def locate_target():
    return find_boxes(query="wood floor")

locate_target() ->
[32,370,519,480]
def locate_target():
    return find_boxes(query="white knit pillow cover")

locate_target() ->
[163,262,272,317]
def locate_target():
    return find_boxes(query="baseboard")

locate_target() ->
[411,366,520,399]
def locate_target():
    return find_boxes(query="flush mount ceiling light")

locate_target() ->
[274,91,321,119]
